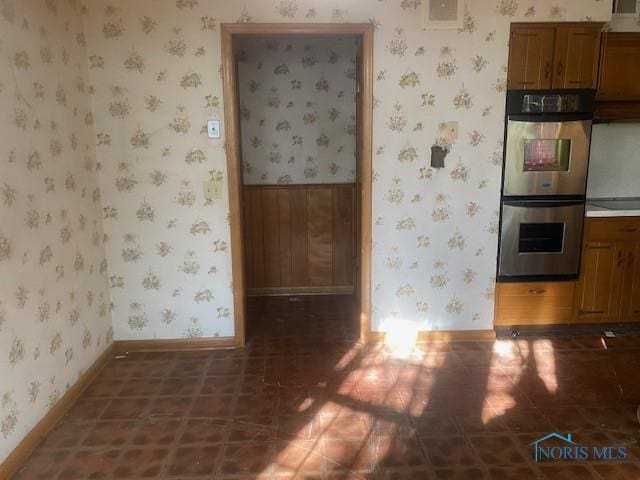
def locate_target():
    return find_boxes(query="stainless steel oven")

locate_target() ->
[497,90,595,281]
[504,117,591,197]
[498,200,585,279]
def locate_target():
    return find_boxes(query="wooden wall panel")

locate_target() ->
[262,189,281,287]
[243,184,356,294]
[290,189,309,287]
[307,188,333,286]
[278,190,292,286]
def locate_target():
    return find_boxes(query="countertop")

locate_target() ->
[586,198,640,218]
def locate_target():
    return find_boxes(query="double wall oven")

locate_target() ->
[498,90,595,281]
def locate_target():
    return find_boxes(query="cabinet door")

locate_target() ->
[619,241,640,322]
[597,32,640,101]
[553,26,601,89]
[574,242,624,323]
[507,27,555,90]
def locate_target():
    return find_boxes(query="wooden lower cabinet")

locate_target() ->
[574,218,640,324]
[573,241,624,323]
[495,281,575,326]
[619,241,640,322]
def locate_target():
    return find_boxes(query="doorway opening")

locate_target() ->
[221,24,373,347]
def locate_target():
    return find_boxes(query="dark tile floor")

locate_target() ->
[13,295,640,479]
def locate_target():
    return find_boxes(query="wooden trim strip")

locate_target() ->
[244,183,357,190]
[358,24,374,343]
[221,23,374,348]
[247,286,354,296]
[369,330,497,343]
[220,23,372,36]
[0,344,115,479]
[113,337,235,353]
[221,24,247,348]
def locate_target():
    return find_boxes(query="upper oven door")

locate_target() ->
[503,116,592,197]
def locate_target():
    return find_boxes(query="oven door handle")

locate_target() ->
[502,199,585,208]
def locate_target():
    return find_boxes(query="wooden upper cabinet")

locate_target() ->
[597,32,640,101]
[507,23,603,91]
[508,27,555,90]
[620,241,640,322]
[553,26,601,89]
[574,241,625,323]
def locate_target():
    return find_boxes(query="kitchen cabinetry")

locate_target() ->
[553,26,601,89]
[574,218,640,323]
[595,32,640,122]
[494,282,576,326]
[597,33,640,101]
[507,23,603,91]
[507,27,555,90]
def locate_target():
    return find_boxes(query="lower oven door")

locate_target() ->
[498,200,585,280]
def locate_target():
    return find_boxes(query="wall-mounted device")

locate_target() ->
[207,119,221,139]
[422,0,464,29]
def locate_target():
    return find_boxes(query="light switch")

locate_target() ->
[203,179,222,200]
[207,119,221,139]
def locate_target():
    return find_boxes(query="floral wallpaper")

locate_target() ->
[0,0,615,464]
[82,0,611,344]
[0,0,112,464]
[236,37,358,185]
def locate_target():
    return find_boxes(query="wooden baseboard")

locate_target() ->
[247,286,354,296]
[113,336,235,353]
[0,343,115,479]
[370,329,496,343]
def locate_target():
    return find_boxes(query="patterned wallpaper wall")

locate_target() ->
[236,37,358,185]
[82,0,612,344]
[0,0,112,463]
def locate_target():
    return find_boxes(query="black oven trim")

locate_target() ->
[497,273,579,283]
[506,89,596,115]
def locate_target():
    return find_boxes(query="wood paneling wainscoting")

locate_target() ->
[243,183,357,295]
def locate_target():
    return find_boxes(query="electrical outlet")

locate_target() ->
[207,119,221,139]
[203,179,222,200]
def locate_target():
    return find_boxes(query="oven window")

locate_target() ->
[518,223,564,253]
[523,139,571,172]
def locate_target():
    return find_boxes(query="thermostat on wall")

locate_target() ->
[207,119,221,139]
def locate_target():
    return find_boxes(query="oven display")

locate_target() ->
[523,139,571,172]
[518,223,565,253]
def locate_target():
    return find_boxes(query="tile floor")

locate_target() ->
[12,295,640,479]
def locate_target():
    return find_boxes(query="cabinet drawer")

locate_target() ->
[585,218,640,242]
[495,282,576,326]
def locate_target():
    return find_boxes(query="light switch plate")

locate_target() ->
[203,179,222,200]
[207,119,221,139]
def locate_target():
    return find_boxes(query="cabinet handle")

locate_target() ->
[619,227,638,233]
[634,310,640,314]
[528,288,546,295]
[629,252,635,268]
[579,309,604,314]
[618,250,625,267]
[556,61,564,75]
[544,62,551,80]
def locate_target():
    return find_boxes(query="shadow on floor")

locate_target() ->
[13,295,640,479]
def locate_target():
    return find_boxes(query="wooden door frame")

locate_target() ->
[221,23,373,347]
